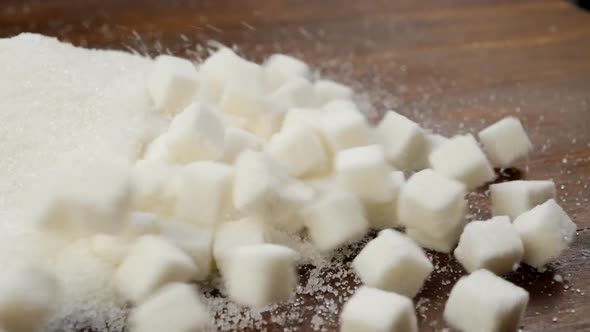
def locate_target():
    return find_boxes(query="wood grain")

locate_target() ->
[1,1,589,331]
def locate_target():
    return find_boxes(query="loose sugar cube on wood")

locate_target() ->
[320,106,370,152]
[335,145,393,204]
[213,218,267,273]
[340,286,418,332]
[513,199,576,268]
[147,55,199,114]
[314,79,353,105]
[365,171,405,230]
[263,54,310,91]
[478,117,533,167]
[490,180,556,219]
[429,134,495,189]
[444,269,529,332]
[454,216,524,275]
[224,244,298,307]
[353,229,433,297]
[115,235,198,302]
[303,191,368,252]
[376,111,427,170]
[414,133,448,170]
[130,283,211,332]
[398,169,467,253]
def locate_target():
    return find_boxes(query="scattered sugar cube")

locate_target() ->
[90,234,130,265]
[37,164,132,237]
[159,221,213,281]
[220,127,263,163]
[376,111,427,170]
[281,107,323,132]
[429,134,495,189]
[444,269,529,332]
[143,133,172,162]
[454,216,524,275]
[165,103,225,163]
[0,265,60,332]
[130,283,211,332]
[219,80,267,119]
[303,191,369,252]
[123,212,161,238]
[478,117,533,167]
[414,133,449,170]
[174,162,233,227]
[213,218,267,273]
[340,286,418,332]
[365,171,405,230]
[513,199,576,268]
[313,79,353,105]
[491,180,556,219]
[267,124,328,177]
[269,77,316,109]
[263,54,310,91]
[147,55,199,114]
[353,229,433,297]
[131,160,180,217]
[398,169,467,253]
[335,145,393,204]
[320,105,370,152]
[224,244,298,307]
[115,235,198,302]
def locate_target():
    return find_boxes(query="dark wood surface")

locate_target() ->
[1,1,589,331]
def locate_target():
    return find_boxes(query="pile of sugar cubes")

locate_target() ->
[1,45,577,332]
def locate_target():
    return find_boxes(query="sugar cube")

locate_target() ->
[340,286,418,332]
[164,103,225,163]
[159,221,213,281]
[0,265,60,332]
[213,218,267,273]
[429,134,495,189]
[490,180,556,219]
[444,269,529,332]
[219,80,267,119]
[123,212,161,238]
[263,54,310,91]
[303,191,369,252]
[353,229,433,297]
[224,244,298,307]
[174,162,233,227]
[376,111,427,170]
[131,160,180,217]
[454,216,524,275]
[266,124,328,177]
[398,169,467,253]
[414,133,449,170]
[365,171,405,230]
[90,234,130,265]
[115,235,198,302]
[513,199,576,268]
[130,283,211,332]
[220,127,263,163]
[269,77,316,109]
[147,55,199,114]
[320,105,370,152]
[478,117,533,167]
[313,79,353,105]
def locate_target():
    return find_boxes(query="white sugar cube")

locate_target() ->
[491,180,556,219]
[123,212,161,238]
[115,235,198,302]
[303,191,368,252]
[269,77,316,109]
[130,283,211,332]
[38,164,132,237]
[414,133,448,170]
[398,169,467,253]
[219,81,267,119]
[165,103,225,163]
[320,106,370,152]
[513,199,576,268]
[159,221,213,281]
[314,79,353,105]
[220,127,263,163]
[175,162,233,227]
[213,218,267,273]
[365,171,405,230]
[429,134,495,189]
[479,117,533,167]
[0,265,60,332]
[263,54,310,91]
[341,286,418,332]
[281,107,323,132]
[224,244,298,307]
[444,269,529,332]
[353,230,433,297]
[335,145,393,204]
[267,124,328,177]
[147,55,199,114]
[143,134,172,162]
[131,160,180,217]
[376,111,427,170]
[454,216,524,275]
[90,234,130,265]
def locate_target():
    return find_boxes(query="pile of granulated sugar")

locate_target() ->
[0,33,578,332]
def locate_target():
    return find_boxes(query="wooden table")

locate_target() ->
[1,1,589,331]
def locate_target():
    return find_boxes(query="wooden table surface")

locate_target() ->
[1,1,589,331]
